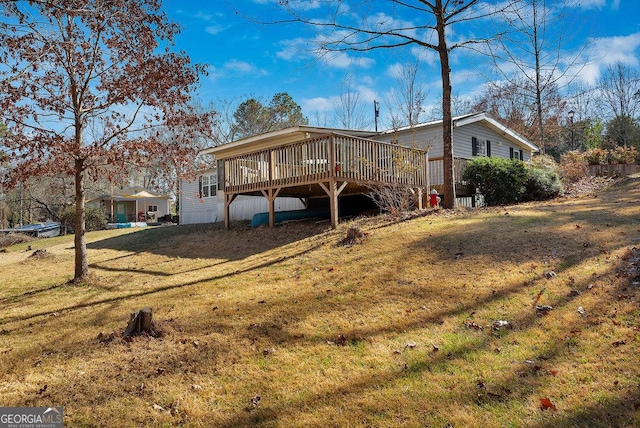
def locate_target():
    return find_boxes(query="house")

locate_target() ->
[180,112,538,228]
[89,186,171,223]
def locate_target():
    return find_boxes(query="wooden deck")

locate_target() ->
[217,133,472,228]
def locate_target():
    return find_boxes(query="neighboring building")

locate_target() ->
[180,112,538,227]
[89,186,171,223]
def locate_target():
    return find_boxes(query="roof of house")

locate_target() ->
[90,186,169,202]
[378,112,539,152]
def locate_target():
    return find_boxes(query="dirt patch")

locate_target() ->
[563,176,619,198]
[28,249,51,259]
[339,227,368,246]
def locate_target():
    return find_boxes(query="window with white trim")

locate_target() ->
[148,205,158,212]
[509,147,524,160]
[472,137,491,157]
[199,174,217,198]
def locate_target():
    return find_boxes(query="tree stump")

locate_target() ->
[341,227,367,246]
[123,307,153,337]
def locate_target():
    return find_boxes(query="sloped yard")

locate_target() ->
[1,177,639,427]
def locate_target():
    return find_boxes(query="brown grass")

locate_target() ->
[1,178,640,427]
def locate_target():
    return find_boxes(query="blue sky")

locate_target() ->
[163,0,640,129]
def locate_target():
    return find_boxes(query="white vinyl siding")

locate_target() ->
[355,118,534,161]
[453,122,532,161]
[374,127,444,157]
[179,168,306,225]
[180,173,218,225]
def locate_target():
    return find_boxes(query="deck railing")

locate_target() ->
[222,133,430,193]
[428,157,472,194]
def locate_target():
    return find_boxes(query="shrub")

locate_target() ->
[559,151,588,184]
[523,164,564,201]
[584,148,608,165]
[611,146,638,164]
[59,205,107,232]
[366,182,415,217]
[463,157,528,206]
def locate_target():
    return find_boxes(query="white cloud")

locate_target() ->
[225,59,255,73]
[277,36,375,69]
[207,60,269,81]
[321,52,375,69]
[302,96,339,113]
[204,25,229,36]
[276,38,311,61]
[572,32,640,84]
[302,84,378,115]
[571,0,607,9]
[251,0,321,10]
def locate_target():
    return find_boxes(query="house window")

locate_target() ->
[472,137,491,157]
[148,205,158,212]
[509,148,524,160]
[199,174,217,198]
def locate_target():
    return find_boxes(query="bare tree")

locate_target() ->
[472,76,566,149]
[334,75,371,130]
[251,0,513,209]
[599,62,640,121]
[386,60,429,129]
[488,0,587,152]
[0,0,214,280]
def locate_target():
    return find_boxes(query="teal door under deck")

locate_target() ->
[115,202,126,223]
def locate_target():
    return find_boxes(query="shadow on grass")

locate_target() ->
[216,254,639,427]
[0,240,326,326]
[86,220,331,260]
[8,240,639,427]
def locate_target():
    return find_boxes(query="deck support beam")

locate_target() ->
[224,193,238,229]
[261,188,282,228]
[319,180,348,228]
[409,187,424,210]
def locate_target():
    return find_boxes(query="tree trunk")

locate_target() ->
[74,159,88,280]
[533,0,545,153]
[123,307,154,337]
[436,0,456,209]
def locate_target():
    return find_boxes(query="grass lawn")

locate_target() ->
[1,177,639,427]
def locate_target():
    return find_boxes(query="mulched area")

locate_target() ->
[562,176,620,198]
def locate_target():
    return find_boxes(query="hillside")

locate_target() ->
[1,177,639,427]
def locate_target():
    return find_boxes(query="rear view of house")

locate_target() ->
[179,112,538,228]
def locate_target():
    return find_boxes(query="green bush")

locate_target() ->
[60,205,107,232]
[463,157,528,206]
[463,156,563,206]
[522,155,563,201]
[523,165,564,201]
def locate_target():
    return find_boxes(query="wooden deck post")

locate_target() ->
[319,180,348,229]
[261,188,281,228]
[224,193,237,229]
